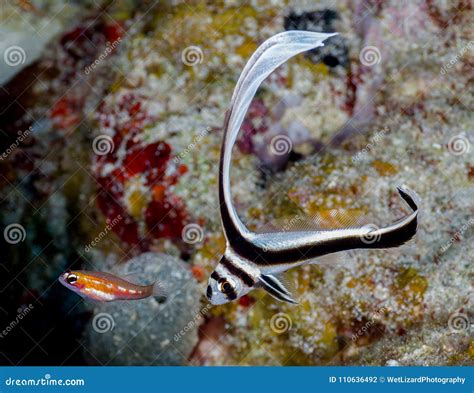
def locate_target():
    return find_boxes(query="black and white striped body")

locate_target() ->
[206,31,419,305]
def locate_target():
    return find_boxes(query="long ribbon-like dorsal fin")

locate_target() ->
[219,31,338,245]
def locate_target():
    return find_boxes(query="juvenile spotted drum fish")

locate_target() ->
[206,31,419,305]
[59,270,166,302]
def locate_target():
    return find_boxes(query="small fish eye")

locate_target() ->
[66,274,78,285]
[218,279,233,294]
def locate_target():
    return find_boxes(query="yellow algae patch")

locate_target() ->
[126,189,148,219]
[152,4,263,64]
[262,192,301,218]
[246,296,268,330]
[279,347,314,366]
[145,63,166,78]
[247,206,263,220]
[318,320,339,354]
[296,56,330,76]
[210,6,258,35]
[236,39,257,58]
[282,158,369,217]
[317,208,365,228]
[344,274,376,291]
[395,267,428,294]
[393,267,428,320]
[124,178,150,219]
[196,232,225,262]
[467,341,474,359]
[287,58,329,88]
[346,278,357,288]
[210,299,239,322]
[372,160,398,176]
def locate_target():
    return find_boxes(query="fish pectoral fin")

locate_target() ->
[259,274,298,305]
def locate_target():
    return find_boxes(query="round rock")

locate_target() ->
[83,252,201,365]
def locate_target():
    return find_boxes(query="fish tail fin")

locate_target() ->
[151,281,167,298]
[363,186,419,249]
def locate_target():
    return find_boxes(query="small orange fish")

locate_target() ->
[59,270,166,302]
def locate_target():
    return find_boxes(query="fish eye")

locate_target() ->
[66,274,78,285]
[218,278,234,294]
